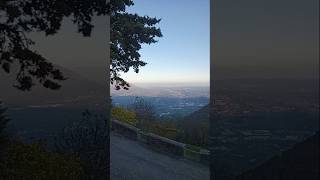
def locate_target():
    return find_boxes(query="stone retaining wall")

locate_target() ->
[111,119,139,140]
[111,119,210,165]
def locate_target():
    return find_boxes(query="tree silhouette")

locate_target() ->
[0,0,162,91]
[0,0,108,90]
[129,97,157,131]
[110,0,162,90]
[55,110,109,179]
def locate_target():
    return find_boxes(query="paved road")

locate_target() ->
[110,132,209,180]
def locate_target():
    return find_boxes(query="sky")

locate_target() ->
[29,16,107,84]
[26,0,318,86]
[122,0,210,85]
[28,0,210,86]
[213,0,319,79]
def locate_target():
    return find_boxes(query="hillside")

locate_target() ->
[183,105,210,123]
[233,132,319,180]
[180,79,318,178]
[181,79,319,128]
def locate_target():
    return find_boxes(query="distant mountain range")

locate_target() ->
[1,65,210,108]
[111,85,209,98]
[112,96,209,119]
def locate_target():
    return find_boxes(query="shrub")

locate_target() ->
[0,141,83,180]
[111,106,137,126]
[177,120,209,148]
[55,110,109,180]
[129,97,156,131]
[151,121,177,140]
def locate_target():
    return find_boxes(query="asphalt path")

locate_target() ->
[110,132,209,180]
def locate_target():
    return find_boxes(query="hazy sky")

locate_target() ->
[29,16,107,84]
[122,0,210,84]
[27,0,318,86]
[29,0,210,85]
[213,0,319,79]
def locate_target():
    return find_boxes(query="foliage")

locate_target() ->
[151,121,177,140]
[110,0,162,90]
[0,0,108,90]
[0,141,83,180]
[177,121,209,148]
[111,106,137,126]
[55,110,109,180]
[129,97,157,131]
[112,102,177,140]
[112,96,208,147]
[111,96,208,146]
[0,0,162,91]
